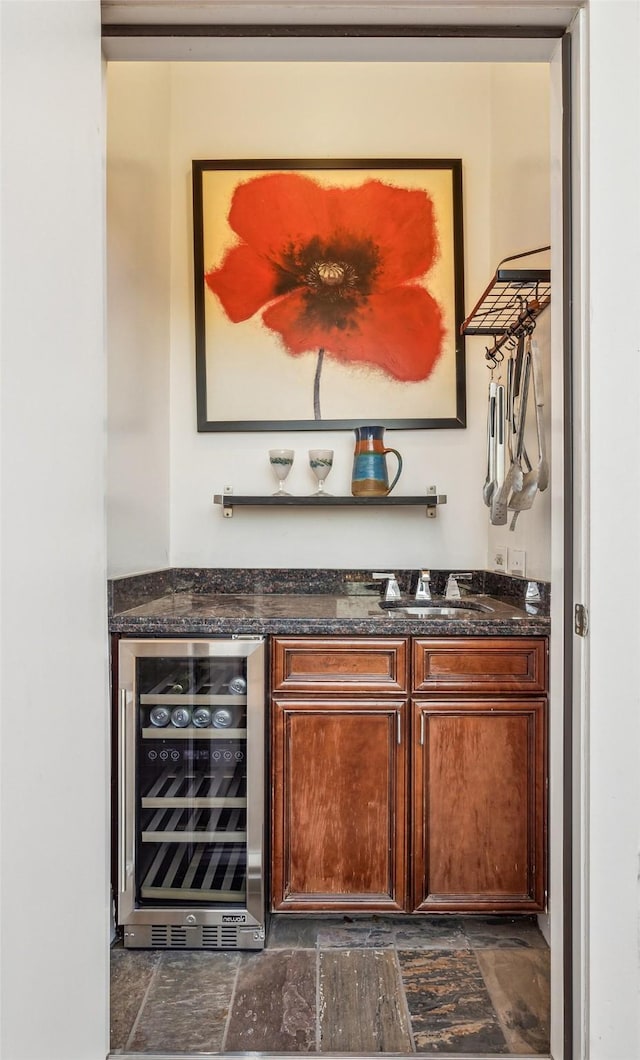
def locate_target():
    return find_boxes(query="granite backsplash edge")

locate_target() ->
[108,568,550,617]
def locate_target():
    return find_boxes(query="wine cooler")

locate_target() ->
[117,637,266,949]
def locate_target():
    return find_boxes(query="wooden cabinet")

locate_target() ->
[412,697,546,912]
[271,638,408,912]
[271,635,547,915]
[412,637,547,913]
[271,697,408,911]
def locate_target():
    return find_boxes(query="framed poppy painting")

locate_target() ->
[192,159,466,432]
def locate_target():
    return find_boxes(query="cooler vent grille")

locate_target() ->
[200,925,241,948]
[126,922,261,950]
[170,927,188,947]
[202,926,220,947]
[151,925,188,947]
[150,926,169,947]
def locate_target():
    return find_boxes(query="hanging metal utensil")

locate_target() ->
[492,336,531,524]
[489,357,514,525]
[483,379,497,506]
[510,334,532,496]
[511,331,526,427]
[495,380,506,491]
[491,411,512,527]
[531,338,549,491]
[509,331,527,492]
[508,337,550,528]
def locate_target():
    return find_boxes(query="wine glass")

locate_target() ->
[269,449,294,495]
[309,449,334,495]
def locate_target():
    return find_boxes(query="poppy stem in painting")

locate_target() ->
[313,347,325,420]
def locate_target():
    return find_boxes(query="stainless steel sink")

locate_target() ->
[376,594,537,621]
[379,598,495,619]
[388,605,488,618]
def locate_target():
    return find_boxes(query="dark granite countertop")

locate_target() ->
[109,569,550,638]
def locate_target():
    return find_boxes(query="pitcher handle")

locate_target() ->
[383,448,403,494]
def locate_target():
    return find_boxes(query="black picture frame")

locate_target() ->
[192,158,466,432]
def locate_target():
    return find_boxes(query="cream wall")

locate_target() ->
[107,64,172,576]
[107,60,552,578]
[486,63,551,579]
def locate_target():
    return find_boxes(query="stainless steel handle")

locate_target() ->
[397,712,402,745]
[415,570,432,601]
[373,572,401,601]
[119,688,127,896]
[420,712,425,746]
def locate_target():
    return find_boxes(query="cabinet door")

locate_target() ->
[272,698,408,911]
[412,697,546,912]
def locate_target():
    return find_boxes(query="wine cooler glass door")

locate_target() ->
[118,638,264,933]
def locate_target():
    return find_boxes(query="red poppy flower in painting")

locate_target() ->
[205,172,445,417]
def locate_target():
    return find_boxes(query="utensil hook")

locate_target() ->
[485,344,504,374]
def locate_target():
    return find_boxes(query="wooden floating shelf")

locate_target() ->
[213,492,447,518]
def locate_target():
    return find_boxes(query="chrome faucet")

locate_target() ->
[446,572,473,599]
[372,572,401,601]
[415,570,431,600]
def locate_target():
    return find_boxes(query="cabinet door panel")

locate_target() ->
[413,698,546,911]
[272,637,408,693]
[272,699,407,911]
[413,637,546,693]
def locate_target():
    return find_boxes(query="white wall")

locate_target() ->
[0,2,109,1059]
[586,2,640,1057]
[107,60,551,576]
[107,63,172,577]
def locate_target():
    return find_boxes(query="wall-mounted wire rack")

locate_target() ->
[460,245,550,365]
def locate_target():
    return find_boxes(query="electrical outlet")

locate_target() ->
[493,544,507,572]
[508,548,526,576]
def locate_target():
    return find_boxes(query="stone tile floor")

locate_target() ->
[110,915,550,1055]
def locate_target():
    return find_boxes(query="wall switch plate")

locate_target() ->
[493,544,507,572]
[508,548,526,576]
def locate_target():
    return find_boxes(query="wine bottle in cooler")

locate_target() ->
[168,668,191,693]
[212,707,234,729]
[192,706,211,728]
[149,706,170,727]
[170,706,191,728]
[228,675,247,695]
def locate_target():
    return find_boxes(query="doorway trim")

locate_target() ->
[103,13,583,1060]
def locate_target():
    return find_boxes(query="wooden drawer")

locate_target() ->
[272,637,409,694]
[412,637,547,693]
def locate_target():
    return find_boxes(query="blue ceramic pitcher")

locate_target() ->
[351,426,403,497]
